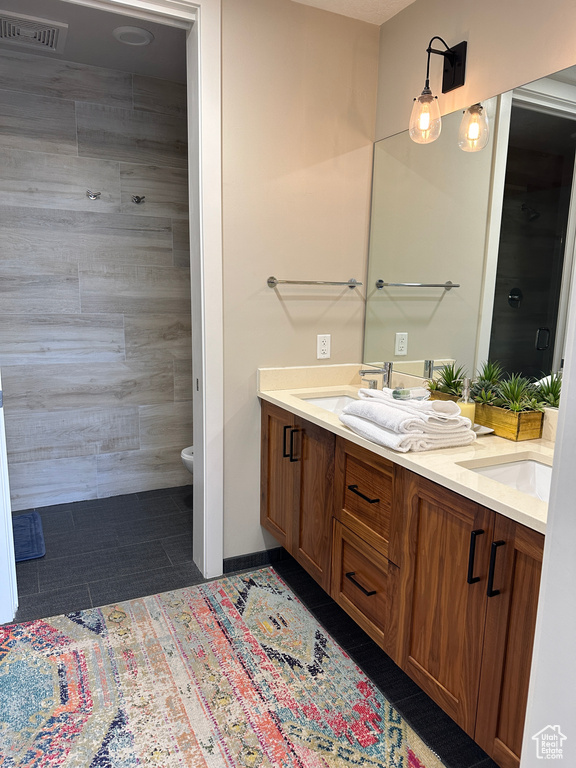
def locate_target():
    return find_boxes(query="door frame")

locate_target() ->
[62,0,224,579]
[0,371,17,624]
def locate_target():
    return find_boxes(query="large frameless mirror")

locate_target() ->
[363,66,576,380]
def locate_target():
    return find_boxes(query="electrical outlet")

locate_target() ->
[317,334,331,359]
[395,332,408,356]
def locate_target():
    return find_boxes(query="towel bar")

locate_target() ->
[376,279,460,290]
[268,276,362,289]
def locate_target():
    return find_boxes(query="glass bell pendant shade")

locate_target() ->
[409,88,441,144]
[458,103,489,151]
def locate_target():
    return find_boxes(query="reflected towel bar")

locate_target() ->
[376,279,460,291]
[268,276,362,289]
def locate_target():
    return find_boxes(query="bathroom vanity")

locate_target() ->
[259,365,552,768]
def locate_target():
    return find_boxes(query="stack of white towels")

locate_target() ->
[339,388,476,453]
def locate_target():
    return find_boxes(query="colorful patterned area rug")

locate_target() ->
[0,568,445,767]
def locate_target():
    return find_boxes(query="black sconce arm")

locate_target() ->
[424,36,467,93]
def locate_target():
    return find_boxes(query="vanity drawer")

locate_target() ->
[334,437,401,563]
[331,520,399,659]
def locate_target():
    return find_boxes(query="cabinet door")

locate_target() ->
[291,416,335,591]
[475,517,544,768]
[399,472,493,735]
[260,400,296,547]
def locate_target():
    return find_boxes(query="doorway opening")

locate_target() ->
[488,106,576,377]
[0,0,224,623]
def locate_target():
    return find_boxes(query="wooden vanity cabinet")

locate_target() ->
[260,400,334,591]
[260,404,543,768]
[399,471,544,766]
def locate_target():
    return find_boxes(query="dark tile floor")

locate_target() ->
[12,484,201,622]
[9,487,498,768]
[274,557,499,768]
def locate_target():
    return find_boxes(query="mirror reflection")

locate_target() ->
[363,66,576,380]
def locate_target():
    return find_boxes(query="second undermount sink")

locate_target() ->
[300,394,357,415]
[459,455,553,502]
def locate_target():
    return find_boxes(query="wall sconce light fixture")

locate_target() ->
[409,36,467,144]
[458,103,490,152]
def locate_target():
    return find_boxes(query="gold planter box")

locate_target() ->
[429,391,459,402]
[473,404,543,441]
[429,392,544,441]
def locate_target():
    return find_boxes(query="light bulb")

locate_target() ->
[409,88,441,144]
[458,103,489,152]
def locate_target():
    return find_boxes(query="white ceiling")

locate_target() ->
[291,0,417,26]
[0,0,416,85]
[0,0,187,82]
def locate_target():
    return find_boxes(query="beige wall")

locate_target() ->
[376,0,576,140]
[221,0,379,557]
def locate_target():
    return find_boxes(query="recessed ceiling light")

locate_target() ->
[112,26,154,46]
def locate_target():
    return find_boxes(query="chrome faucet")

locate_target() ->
[423,359,447,378]
[359,362,393,389]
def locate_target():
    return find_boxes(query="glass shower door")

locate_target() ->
[488,105,575,377]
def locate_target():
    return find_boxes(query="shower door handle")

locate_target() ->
[508,287,522,308]
[536,327,550,350]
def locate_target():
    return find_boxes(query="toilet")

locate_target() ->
[181,446,194,476]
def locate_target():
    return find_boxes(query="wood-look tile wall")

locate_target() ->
[0,49,192,510]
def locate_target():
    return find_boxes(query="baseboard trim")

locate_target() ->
[223,547,289,574]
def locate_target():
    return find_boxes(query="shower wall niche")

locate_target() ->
[0,48,192,510]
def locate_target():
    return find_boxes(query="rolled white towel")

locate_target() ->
[340,413,476,452]
[358,388,462,420]
[343,399,472,433]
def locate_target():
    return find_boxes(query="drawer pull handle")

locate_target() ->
[289,428,299,462]
[487,540,505,597]
[467,529,485,584]
[282,425,291,458]
[345,571,377,596]
[347,484,379,504]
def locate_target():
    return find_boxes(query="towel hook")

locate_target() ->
[132,195,145,204]
[86,190,101,200]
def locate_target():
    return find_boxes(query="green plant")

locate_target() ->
[495,374,543,412]
[433,363,467,396]
[534,372,562,408]
[474,360,505,389]
[471,360,504,403]
[473,386,500,406]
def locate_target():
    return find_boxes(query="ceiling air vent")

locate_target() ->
[0,12,68,54]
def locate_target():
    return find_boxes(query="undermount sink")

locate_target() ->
[459,455,553,502]
[300,394,356,415]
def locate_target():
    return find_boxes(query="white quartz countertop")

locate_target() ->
[258,371,553,535]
